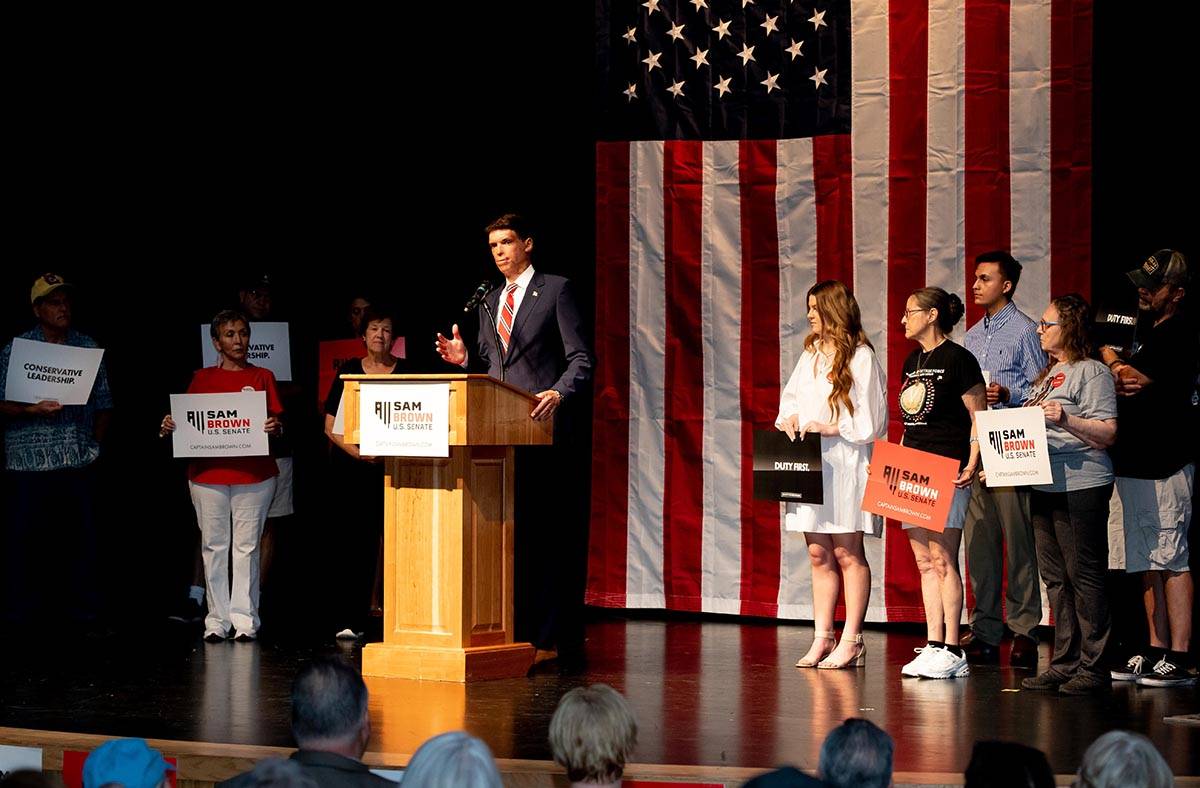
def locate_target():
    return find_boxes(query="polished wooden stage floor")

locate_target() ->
[2,612,1197,782]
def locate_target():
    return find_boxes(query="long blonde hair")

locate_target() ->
[803,280,873,419]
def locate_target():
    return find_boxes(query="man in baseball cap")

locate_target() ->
[0,272,114,630]
[1103,249,1196,687]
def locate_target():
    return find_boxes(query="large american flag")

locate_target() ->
[588,0,1092,621]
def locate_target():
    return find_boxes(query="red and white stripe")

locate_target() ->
[589,0,1092,622]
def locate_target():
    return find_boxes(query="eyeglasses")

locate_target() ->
[902,308,930,317]
[1038,320,1060,329]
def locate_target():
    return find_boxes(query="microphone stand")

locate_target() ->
[477,297,506,384]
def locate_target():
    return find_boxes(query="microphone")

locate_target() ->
[463,281,492,312]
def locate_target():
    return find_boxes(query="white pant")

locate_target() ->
[189,478,276,636]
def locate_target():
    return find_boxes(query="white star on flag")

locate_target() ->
[810,66,828,88]
[761,15,779,35]
[785,39,804,60]
[712,19,732,40]
[761,72,781,94]
[667,22,686,41]
[714,75,732,97]
[642,50,663,71]
[643,0,661,14]
[689,0,707,9]
[623,26,637,44]
[737,43,756,65]
[809,9,827,30]
[667,80,686,98]
[690,48,710,69]
[624,82,638,101]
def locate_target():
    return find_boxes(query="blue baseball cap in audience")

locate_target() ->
[83,738,174,788]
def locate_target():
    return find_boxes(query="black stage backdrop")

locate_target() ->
[1,4,1192,632]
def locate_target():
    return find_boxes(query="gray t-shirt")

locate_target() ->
[1025,358,1118,493]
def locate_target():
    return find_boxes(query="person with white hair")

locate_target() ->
[402,731,502,788]
[1075,729,1173,788]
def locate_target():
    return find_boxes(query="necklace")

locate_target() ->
[914,338,946,371]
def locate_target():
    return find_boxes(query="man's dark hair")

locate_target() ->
[291,658,368,745]
[210,309,251,340]
[485,213,533,240]
[975,250,1023,299]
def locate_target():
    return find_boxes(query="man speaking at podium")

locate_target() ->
[436,213,593,669]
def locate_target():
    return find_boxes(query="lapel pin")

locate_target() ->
[532,290,539,297]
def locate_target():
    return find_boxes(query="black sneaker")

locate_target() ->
[1137,655,1199,687]
[1021,670,1069,691]
[1060,673,1110,695]
[168,598,204,625]
[1111,653,1150,682]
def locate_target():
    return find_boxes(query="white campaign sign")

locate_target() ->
[199,322,293,381]
[4,338,104,405]
[976,406,1053,487]
[170,391,270,458]
[359,382,450,457]
[0,744,43,776]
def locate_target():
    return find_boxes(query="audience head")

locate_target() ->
[964,740,1054,788]
[549,684,639,785]
[1075,730,1173,788]
[401,731,502,788]
[245,758,319,788]
[82,738,173,788]
[818,718,893,788]
[291,658,371,759]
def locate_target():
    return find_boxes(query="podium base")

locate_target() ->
[361,642,536,683]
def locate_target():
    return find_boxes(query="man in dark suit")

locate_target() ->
[436,213,593,667]
[219,658,392,788]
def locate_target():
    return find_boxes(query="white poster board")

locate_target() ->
[0,744,43,777]
[359,382,450,457]
[976,406,1053,487]
[3,338,104,405]
[170,391,269,458]
[199,322,293,381]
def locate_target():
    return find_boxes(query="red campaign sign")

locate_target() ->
[860,440,962,533]
[61,749,177,788]
[317,339,366,408]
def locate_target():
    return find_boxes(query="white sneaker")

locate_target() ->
[335,628,362,641]
[902,645,934,677]
[917,646,970,679]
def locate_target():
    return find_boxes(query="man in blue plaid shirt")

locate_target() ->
[961,251,1048,668]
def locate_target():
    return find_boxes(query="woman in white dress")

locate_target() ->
[776,280,888,669]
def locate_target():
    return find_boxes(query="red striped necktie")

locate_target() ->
[497,282,518,354]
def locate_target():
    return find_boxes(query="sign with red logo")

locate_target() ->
[318,339,367,408]
[861,440,962,532]
[61,749,177,788]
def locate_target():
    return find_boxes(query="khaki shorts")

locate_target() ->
[1118,464,1194,573]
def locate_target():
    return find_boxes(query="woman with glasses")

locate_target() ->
[896,287,986,680]
[776,280,887,670]
[1020,294,1118,694]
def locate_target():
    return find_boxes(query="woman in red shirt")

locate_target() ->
[161,310,283,642]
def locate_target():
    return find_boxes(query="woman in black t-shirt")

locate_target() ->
[896,287,986,680]
[323,305,410,641]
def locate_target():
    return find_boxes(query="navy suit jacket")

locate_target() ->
[475,270,592,401]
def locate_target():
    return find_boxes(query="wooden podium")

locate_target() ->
[340,374,552,682]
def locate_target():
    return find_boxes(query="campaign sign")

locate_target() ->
[752,429,824,504]
[318,339,365,408]
[199,322,292,381]
[359,382,449,457]
[861,440,961,532]
[976,407,1053,486]
[170,391,269,458]
[0,744,42,777]
[3,338,104,405]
